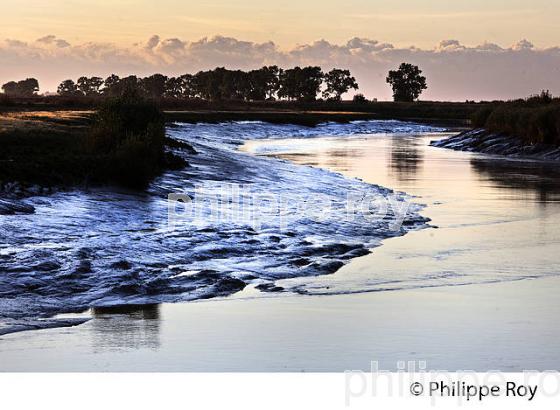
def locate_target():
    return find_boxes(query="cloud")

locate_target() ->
[437,40,465,52]
[144,35,160,51]
[346,38,394,53]
[1,35,559,101]
[36,35,70,48]
[513,39,535,51]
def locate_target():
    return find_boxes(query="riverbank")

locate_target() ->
[0,102,191,206]
[1,97,482,124]
[0,106,464,203]
[431,129,560,161]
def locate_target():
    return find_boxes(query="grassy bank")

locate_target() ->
[1,96,482,124]
[471,97,560,145]
[0,95,188,191]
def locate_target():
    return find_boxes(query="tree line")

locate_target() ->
[1,63,430,102]
[54,66,359,102]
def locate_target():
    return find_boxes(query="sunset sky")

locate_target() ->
[2,0,560,100]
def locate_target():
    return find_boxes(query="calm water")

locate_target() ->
[243,133,560,294]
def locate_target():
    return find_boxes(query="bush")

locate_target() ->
[526,90,553,105]
[352,93,368,104]
[471,105,495,127]
[86,92,171,188]
[473,100,560,145]
[0,92,188,190]
[88,91,165,153]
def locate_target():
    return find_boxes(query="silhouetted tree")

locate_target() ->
[18,78,40,96]
[165,74,197,99]
[141,74,168,99]
[278,66,323,101]
[103,74,121,96]
[190,68,249,100]
[57,79,80,96]
[120,76,140,95]
[1,81,18,96]
[221,69,250,100]
[2,78,39,96]
[192,69,219,100]
[247,66,281,100]
[77,76,104,96]
[103,75,140,97]
[178,74,197,98]
[164,77,184,99]
[323,69,358,101]
[386,63,427,102]
[353,93,368,104]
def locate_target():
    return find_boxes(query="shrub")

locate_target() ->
[474,102,560,145]
[471,105,495,127]
[85,91,175,188]
[526,90,553,105]
[352,93,368,104]
[0,91,189,190]
[88,90,165,153]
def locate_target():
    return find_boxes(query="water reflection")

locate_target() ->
[388,136,424,182]
[90,304,161,352]
[471,158,560,203]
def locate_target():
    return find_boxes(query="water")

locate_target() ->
[243,133,560,294]
[2,121,560,371]
[0,120,441,335]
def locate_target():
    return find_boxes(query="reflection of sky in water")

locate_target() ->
[243,133,560,295]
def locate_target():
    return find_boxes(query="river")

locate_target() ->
[1,120,559,371]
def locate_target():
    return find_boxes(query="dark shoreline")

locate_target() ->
[0,107,466,206]
[164,109,469,128]
[431,129,560,161]
[2,98,480,126]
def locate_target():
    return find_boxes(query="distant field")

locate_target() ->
[1,96,482,124]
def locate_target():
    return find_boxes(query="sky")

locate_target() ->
[2,0,560,100]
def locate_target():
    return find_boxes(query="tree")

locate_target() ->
[164,77,184,98]
[178,74,197,99]
[165,74,198,99]
[1,81,18,96]
[192,69,222,100]
[141,74,168,99]
[278,66,323,101]
[77,76,104,96]
[18,78,40,96]
[386,63,427,102]
[2,78,39,96]
[323,69,358,101]
[299,66,323,101]
[103,74,121,96]
[119,76,140,95]
[103,75,139,97]
[57,79,80,96]
[353,93,368,104]
[247,66,281,100]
